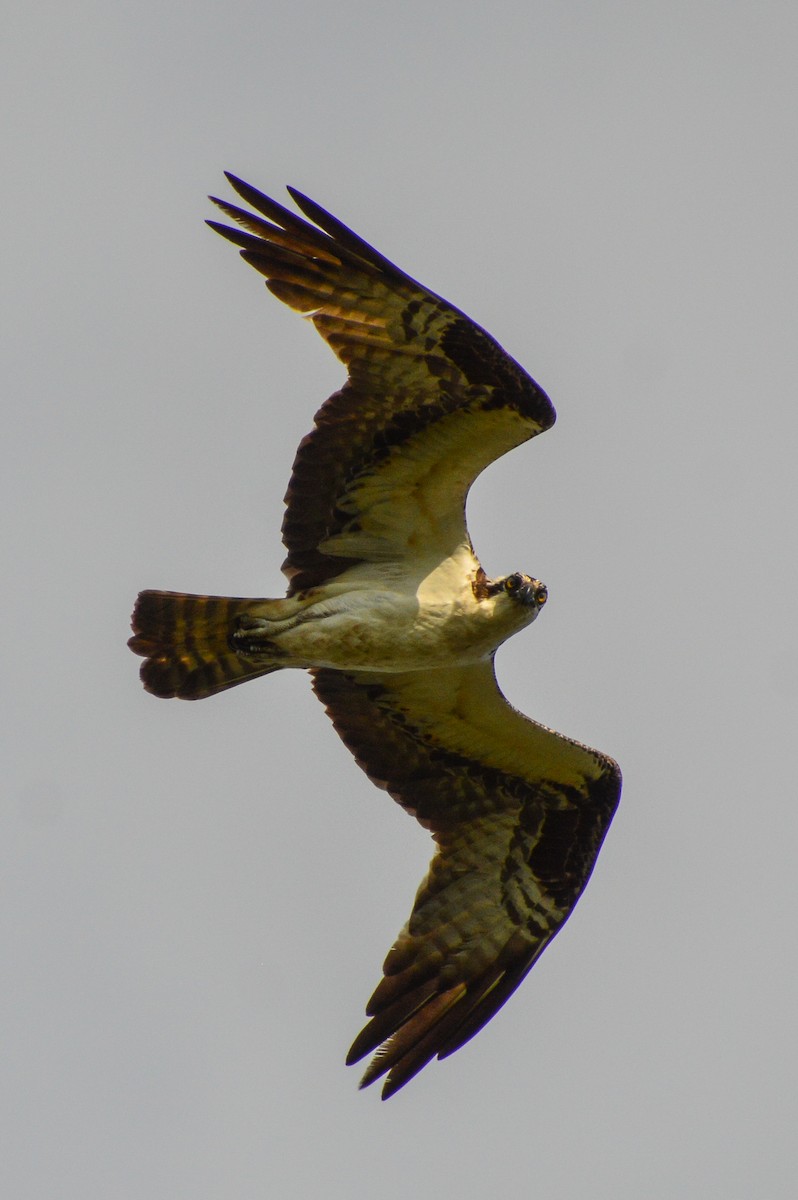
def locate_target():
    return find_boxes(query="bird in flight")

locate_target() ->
[129,174,621,1099]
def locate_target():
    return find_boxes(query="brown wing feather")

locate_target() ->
[311,664,620,1099]
[208,175,555,592]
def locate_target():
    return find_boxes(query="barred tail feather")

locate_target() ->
[129,590,280,699]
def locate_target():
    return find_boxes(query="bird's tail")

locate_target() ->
[129,590,281,700]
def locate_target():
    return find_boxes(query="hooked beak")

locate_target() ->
[520,580,548,607]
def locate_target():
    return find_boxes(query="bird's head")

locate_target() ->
[499,572,548,610]
[477,571,548,630]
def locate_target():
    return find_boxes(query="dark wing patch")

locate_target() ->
[209,175,555,592]
[312,664,620,1099]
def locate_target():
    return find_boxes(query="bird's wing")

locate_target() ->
[311,662,621,1099]
[208,176,555,593]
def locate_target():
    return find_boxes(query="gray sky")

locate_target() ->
[4,2,797,1196]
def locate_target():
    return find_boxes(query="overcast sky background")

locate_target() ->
[4,3,797,1197]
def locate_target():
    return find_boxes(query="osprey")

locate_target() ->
[129,174,621,1099]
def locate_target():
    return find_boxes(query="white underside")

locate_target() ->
[242,544,539,673]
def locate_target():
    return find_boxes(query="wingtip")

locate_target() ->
[223,172,300,203]
[379,1075,402,1101]
[362,1067,407,1101]
[222,171,269,210]
[221,175,308,212]
[355,1070,394,1101]
[284,185,325,226]
[205,218,257,252]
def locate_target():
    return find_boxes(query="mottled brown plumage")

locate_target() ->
[129,175,621,1098]
[313,665,619,1097]
[208,174,553,592]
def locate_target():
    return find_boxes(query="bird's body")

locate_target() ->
[130,175,621,1098]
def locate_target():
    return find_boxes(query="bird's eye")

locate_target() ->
[505,574,523,593]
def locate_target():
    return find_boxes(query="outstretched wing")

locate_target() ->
[208,175,555,593]
[312,663,621,1099]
